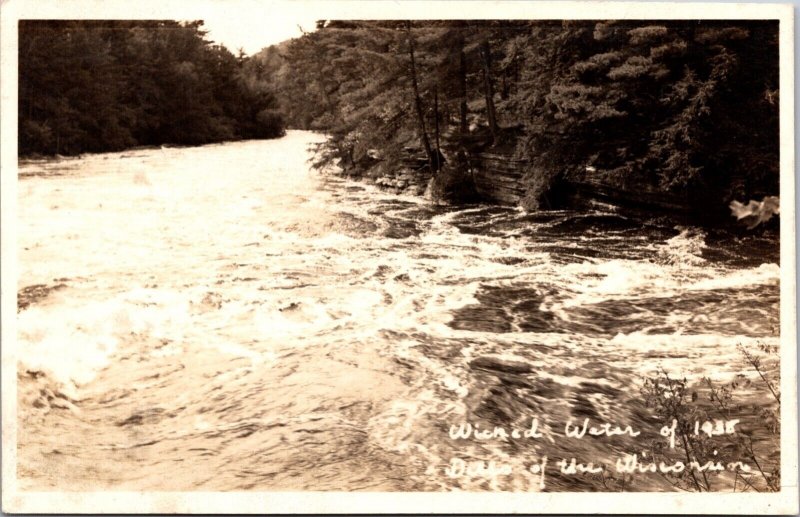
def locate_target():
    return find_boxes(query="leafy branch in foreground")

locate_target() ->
[639,342,780,492]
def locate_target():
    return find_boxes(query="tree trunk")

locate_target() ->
[405,22,435,172]
[434,86,441,170]
[458,34,468,135]
[480,39,499,141]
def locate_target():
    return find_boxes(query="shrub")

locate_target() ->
[639,343,780,492]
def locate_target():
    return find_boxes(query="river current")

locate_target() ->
[16,131,780,491]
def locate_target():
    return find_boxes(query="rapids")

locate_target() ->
[16,131,780,491]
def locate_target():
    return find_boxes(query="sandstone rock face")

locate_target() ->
[472,152,527,205]
[371,148,697,217]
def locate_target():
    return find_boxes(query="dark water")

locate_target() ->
[17,132,780,491]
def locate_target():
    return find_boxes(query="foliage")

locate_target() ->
[429,151,480,204]
[30,19,777,213]
[515,21,778,212]
[255,20,777,215]
[639,343,780,492]
[19,20,285,156]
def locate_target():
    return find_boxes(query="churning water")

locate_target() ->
[16,131,779,491]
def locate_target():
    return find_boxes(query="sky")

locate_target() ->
[200,12,320,55]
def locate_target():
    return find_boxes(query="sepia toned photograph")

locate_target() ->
[2,1,797,514]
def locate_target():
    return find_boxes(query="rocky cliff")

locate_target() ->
[368,148,707,221]
[471,153,527,205]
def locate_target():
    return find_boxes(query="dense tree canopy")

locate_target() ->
[252,20,778,215]
[19,20,285,156]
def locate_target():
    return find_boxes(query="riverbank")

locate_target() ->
[334,143,780,234]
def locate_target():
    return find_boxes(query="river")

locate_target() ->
[16,131,780,492]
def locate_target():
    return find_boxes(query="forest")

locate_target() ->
[251,20,779,219]
[18,20,284,156]
[19,19,779,221]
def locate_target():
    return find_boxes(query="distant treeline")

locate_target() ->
[250,20,779,211]
[19,20,285,156]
